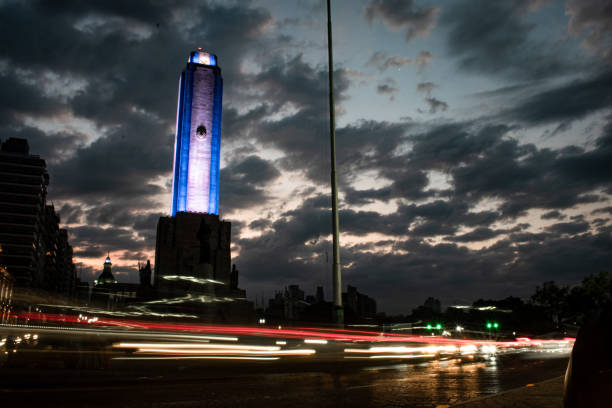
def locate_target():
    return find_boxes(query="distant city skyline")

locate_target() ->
[0,0,610,313]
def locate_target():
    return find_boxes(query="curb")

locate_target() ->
[447,375,564,407]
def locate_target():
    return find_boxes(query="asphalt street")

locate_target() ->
[1,352,569,408]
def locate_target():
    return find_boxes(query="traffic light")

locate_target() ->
[426,324,432,330]
[493,322,499,329]
[486,322,499,330]
[435,323,442,330]
[486,322,492,329]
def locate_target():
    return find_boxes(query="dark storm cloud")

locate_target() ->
[366,50,432,71]
[416,82,436,94]
[250,54,351,114]
[235,199,400,287]
[442,0,576,80]
[48,114,172,203]
[236,189,612,311]
[0,125,80,165]
[112,265,140,283]
[335,120,412,185]
[416,81,448,113]
[505,231,612,283]
[0,0,272,81]
[0,0,289,272]
[231,54,351,148]
[447,227,506,243]
[86,204,135,227]
[592,206,612,216]
[220,155,280,211]
[228,155,281,186]
[0,0,279,205]
[504,69,612,125]
[1,1,184,94]
[237,60,353,183]
[397,200,504,238]
[83,204,160,244]
[515,0,555,12]
[130,212,165,244]
[226,89,612,310]
[408,122,506,169]
[249,218,271,231]
[541,210,566,220]
[379,55,413,71]
[34,0,190,23]
[0,70,63,122]
[340,119,612,221]
[75,246,107,260]
[67,225,147,258]
[132,212,165,233]
[436,121,612,217]
[376,78,398,98]
[364,0,440,42]
[416,51,433,68]
[228,60,612,311]
[236,195,388,285]
[235,195,505,285]
[547,220,590,235]
[226,97,612,309]
[57,203,84,224]
[222,104,270,143]
[350,230,612,312]
[592,218,609,228]
[343,168,430,205]
[424,97,448,113]
[567,0,612,60]
[0,2,274,145]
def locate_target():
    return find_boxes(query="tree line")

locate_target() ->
[405,271,611,335]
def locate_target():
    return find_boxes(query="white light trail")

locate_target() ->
[113,343,279,351]
[113,356,280,361]
[131,348,315,356]
[304,339,328,344]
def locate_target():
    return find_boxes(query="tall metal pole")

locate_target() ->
[327,0,343,325]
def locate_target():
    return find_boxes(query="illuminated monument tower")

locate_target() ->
[153,50,251,321]
[171,49,223,216]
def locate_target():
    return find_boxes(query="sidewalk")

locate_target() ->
[448,376,564,408]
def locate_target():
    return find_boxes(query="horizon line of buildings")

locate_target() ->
[0,138,77,323]
[0,135,380,324]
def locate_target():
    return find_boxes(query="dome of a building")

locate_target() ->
[96,254,116,285]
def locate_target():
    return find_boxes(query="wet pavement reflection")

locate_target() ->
[1,353,568,407]
[0,322,572,407]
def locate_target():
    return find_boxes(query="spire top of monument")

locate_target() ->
[188,49,217,66]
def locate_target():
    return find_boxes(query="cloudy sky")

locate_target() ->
[1,0,611,313]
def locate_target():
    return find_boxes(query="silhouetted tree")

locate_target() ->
[531,281,569,327]
[411,297,442,320]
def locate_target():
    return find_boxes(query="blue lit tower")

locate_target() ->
[171,49,223,216]
[154,49,251,321]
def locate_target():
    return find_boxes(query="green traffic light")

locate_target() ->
[493,322,499,329]
[426,324,432,330]
[486,322,492,329]
[435,323,442,330]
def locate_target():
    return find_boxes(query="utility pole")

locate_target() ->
[327,0,343,325]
